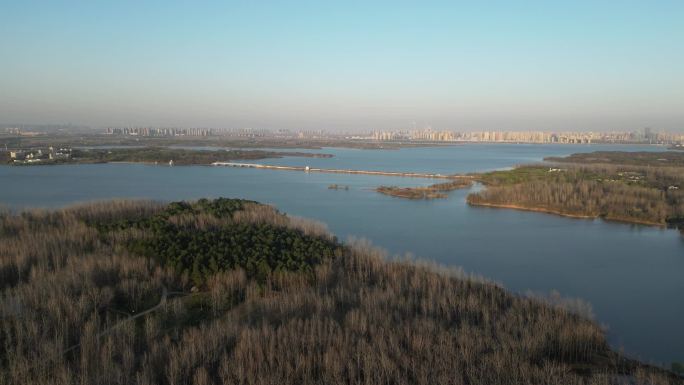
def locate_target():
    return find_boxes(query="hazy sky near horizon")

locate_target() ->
[1,1,683,132]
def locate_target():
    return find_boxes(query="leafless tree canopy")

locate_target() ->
[470,163,684,226]
[0,199,680,385]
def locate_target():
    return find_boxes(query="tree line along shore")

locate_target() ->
[1,198,682,385]
[3,147,333,166]
[0,133,440,152]
[370,151,684,229]
[467,152,684,228]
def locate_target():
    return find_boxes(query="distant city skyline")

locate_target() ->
[7,124,682,146]
[2,123,682,137]
[1,1,683,131]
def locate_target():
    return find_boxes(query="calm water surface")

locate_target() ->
[1,144,681,365]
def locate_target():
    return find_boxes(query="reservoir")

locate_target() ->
[1,143,681,365]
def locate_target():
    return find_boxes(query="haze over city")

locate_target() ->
[4,2,684,383]
[2,1,683,131]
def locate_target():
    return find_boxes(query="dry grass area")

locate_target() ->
[0,199,681,385]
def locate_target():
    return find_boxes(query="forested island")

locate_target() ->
[6,147,332,166]
[1,198,681,384]
[376,179,473,199]
[468,152,684,227]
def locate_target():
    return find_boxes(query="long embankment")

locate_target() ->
[212,161,474,179]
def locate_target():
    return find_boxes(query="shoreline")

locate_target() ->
[467,201,665,227]
[376,180,473,199]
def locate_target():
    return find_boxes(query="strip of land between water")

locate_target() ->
[211,161,475,179]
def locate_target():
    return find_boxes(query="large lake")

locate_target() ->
[1,143,682,365]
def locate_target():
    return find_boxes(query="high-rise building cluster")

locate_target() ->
[369,128,684,144]
[463,131,592,143]
[105,127,213,136]
[371,130,454,141]
[99,126,684,144]
[216,128,271,138]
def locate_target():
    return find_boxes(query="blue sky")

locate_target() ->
[1,1,683,131]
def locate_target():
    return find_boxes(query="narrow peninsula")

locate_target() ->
[5,146,333,166]
[376,179,473,199]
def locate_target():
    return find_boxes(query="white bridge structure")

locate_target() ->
[212,162,265,168]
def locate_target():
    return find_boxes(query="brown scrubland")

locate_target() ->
[469,156,684,226]
[377,179,473,200]
[0,199,681,385]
